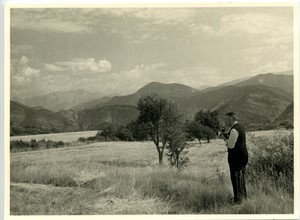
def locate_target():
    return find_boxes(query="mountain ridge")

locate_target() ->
[21,89,103,112]
[10,71,294,135]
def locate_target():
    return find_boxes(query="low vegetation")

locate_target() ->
[10,130,294,214]
[247,131,294,194]
[11,139,65,153]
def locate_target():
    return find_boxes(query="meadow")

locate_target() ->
[10,130,294,215]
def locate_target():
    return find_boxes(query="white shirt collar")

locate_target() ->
[230,121,238,130]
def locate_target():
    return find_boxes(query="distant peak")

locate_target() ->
[145,81,163,86]
[142,81,196,88]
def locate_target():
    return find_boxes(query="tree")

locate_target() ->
[194,110,220,143]
[166,127,189,170]
[136,94,182,165]
[115,126,134,141]
[185,121,207,145]
[100,125,115,141]
[126,120,150,141]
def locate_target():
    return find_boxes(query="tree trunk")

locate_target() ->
[198,138,202,145]
[158,150,164,165]
[207,136,210,143]
[176,153,179,168]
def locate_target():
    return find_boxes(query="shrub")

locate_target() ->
[78,137,87,142]
[10,139,65,152]
[115,126,134,141]
[247,131,293,194]
[165,129,189,170]
[87,136,96,141]
[100,126,116,141]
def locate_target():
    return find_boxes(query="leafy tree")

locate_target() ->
[126,120,150,141]
[136,94,182,165]
[194,110,220,143]
[166,127,189,170]
[116,126,134,141]
[100,125,115,141]
[185,121,207,145]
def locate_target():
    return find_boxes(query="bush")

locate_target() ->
[247,131,293,194]
[87,136,96,141]
[11,139,65,152]
[78,137,87,142]
[115,126,134,141]
[165,129,189,170]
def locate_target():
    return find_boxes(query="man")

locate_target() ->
[222,112,248,204]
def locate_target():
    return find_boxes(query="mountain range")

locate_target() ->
[11,71,294,135]
[17,89,103,112]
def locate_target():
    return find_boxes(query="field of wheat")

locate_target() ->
[10,130,294,215]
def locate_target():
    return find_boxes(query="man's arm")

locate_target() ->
[224,129,239,149]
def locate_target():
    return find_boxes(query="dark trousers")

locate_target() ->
[229,164,247,203]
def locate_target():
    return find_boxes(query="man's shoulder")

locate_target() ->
[233,123,245,133]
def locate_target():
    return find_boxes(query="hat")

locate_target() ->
[225,111,236,117]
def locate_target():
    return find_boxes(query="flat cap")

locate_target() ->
[225,111,236,116]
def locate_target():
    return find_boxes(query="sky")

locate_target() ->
[10,7,294,98]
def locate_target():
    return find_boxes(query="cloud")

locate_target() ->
[22,66,40,77]
[43,63,65,72]
[251,61,291,74]
[101,8,195,26]
[11,44,34,55]
[11,60,225,99]
[98,60,112,72]
[14,56,40,78]
[11,9,91,33]
[199,13,292,37]
[10,8,293,50]
[197,12,293,51]
[10,8,195,40]
[19,56,29,65]
[95,63,222,95]
[45,58,112,73]
[11,56,40,88]
[105,8,196,42]
[12,18,91,33]
[132,8,195,25]
[242,44,293,71]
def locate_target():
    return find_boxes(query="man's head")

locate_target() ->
[225,112,237,127]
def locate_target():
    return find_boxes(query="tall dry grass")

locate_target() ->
[10,131,294,214]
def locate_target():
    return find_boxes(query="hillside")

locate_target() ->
[216,76,252,88]
[197,85,211,91]
[272,103,293,128]
[72,96,112,111]
[202,71,293,93]
[10,72,294,135]
[234,73,293,94]
[136,82,198,98]
[22,89,102,112]
[99,82,198,107]
[10,101,79,135]
[78,105,138,130]
[183,85,293,129]
[99,93,141,107]
[10,101,139,135]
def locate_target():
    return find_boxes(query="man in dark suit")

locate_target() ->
[222,112,248,204]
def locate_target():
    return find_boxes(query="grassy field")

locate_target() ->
[10,130,294,215]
